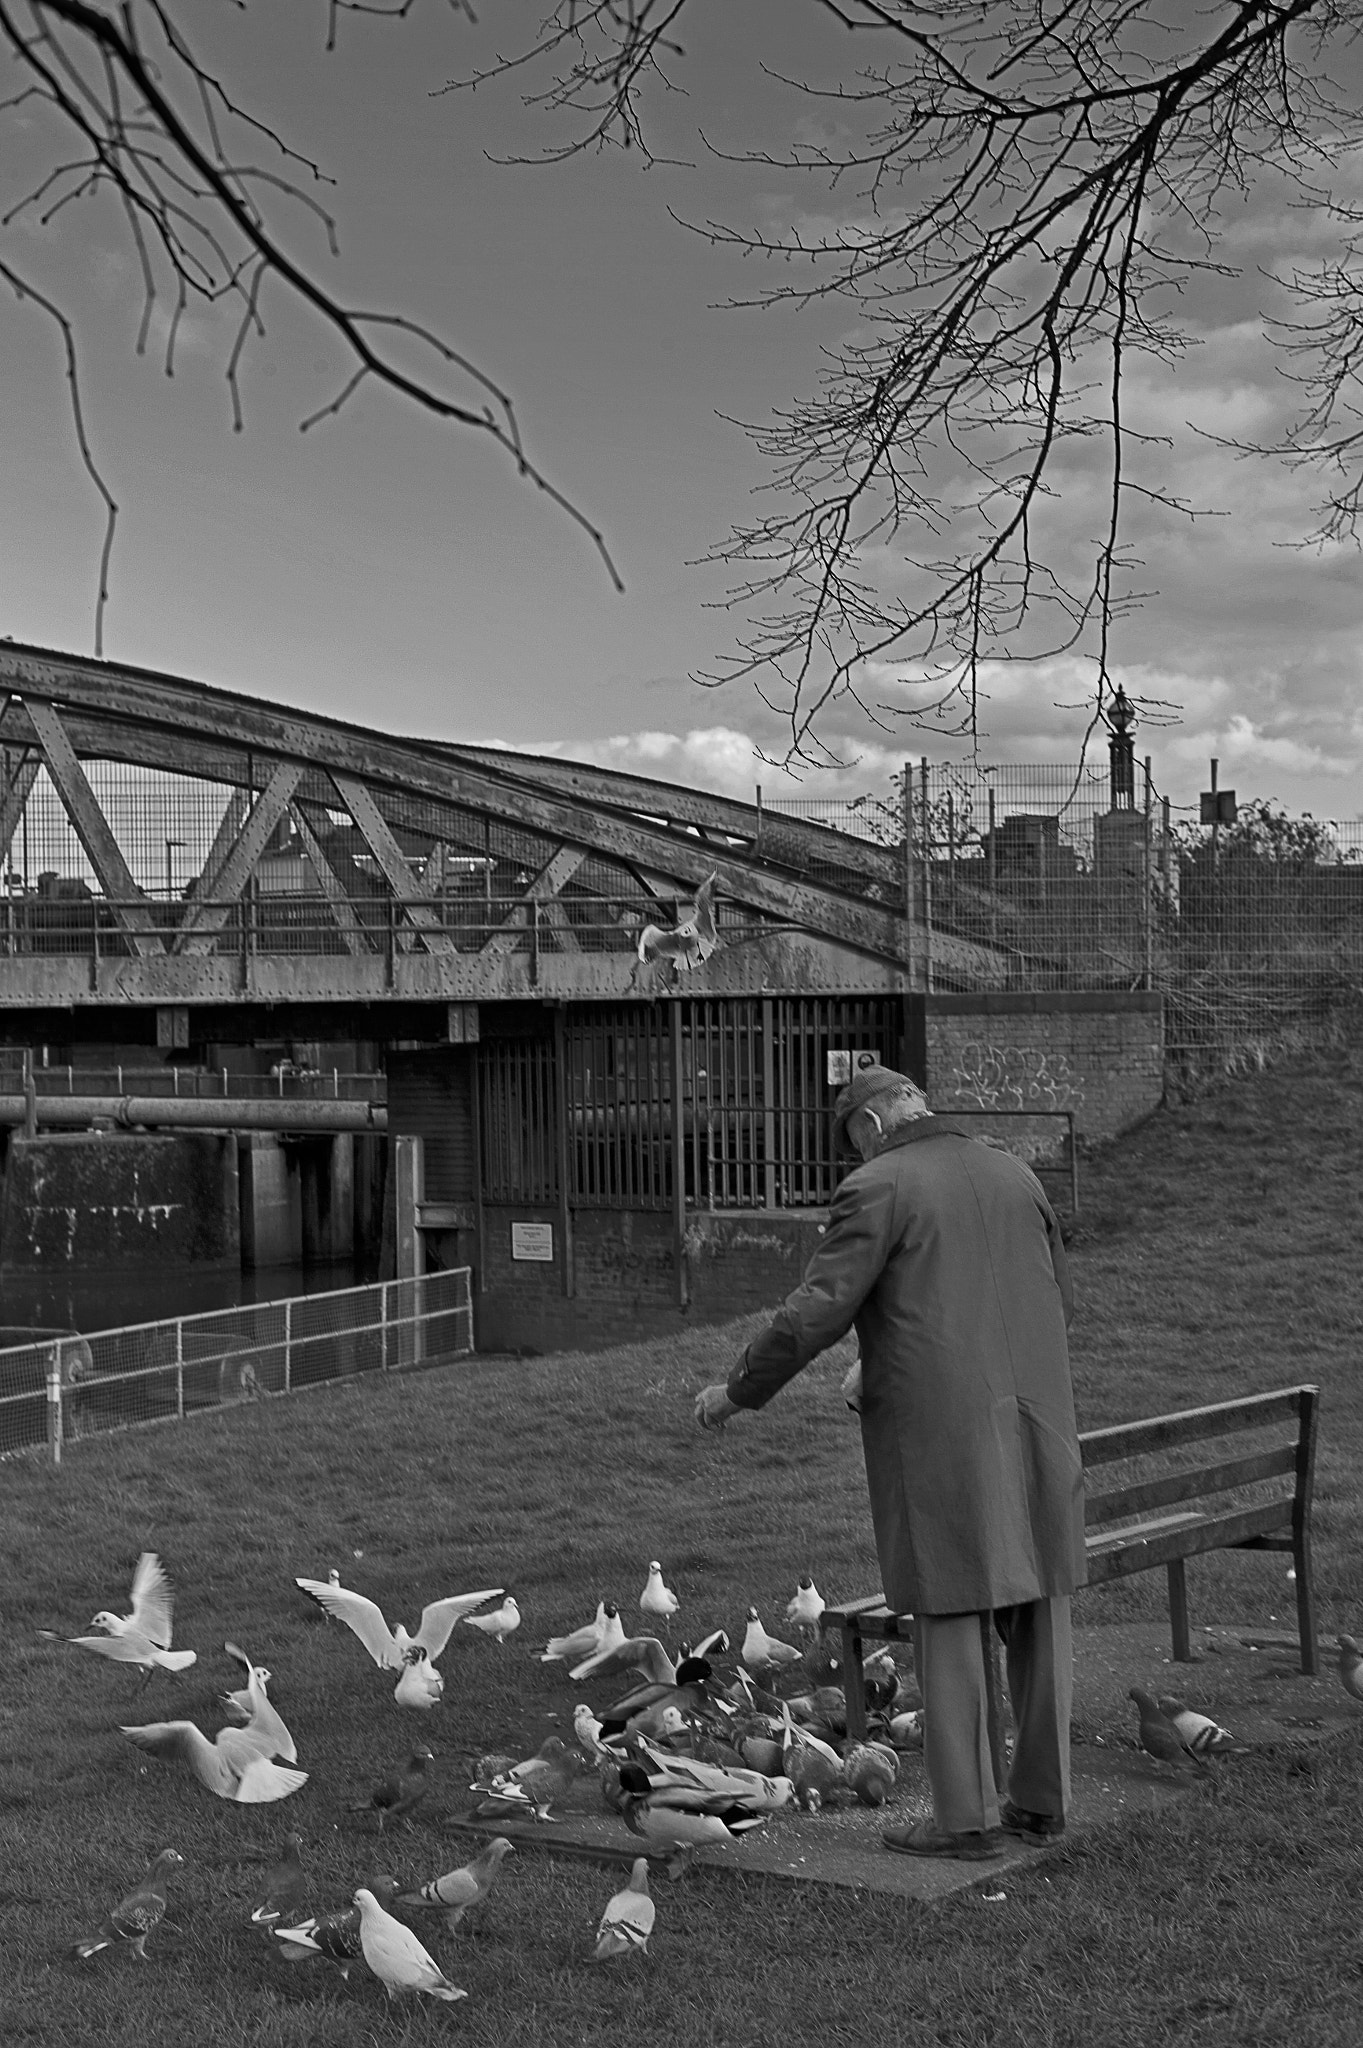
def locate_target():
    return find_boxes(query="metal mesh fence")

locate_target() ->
[774,769,1363,1062]
[0,1268,473,1462]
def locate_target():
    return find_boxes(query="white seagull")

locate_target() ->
[462,1594,521,1644]
[294,1576,503,1669]
[636,874,719,975]
[40,1551,197,1682]
[539,1600,626,1666]
[640,1563,680,1622]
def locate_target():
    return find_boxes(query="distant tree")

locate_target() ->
[0,0,620,653]
[463,1,1363,760]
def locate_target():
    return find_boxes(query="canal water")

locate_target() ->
[0,1259,371,1337]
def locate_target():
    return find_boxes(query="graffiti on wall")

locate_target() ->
[948,1042,1087,1114]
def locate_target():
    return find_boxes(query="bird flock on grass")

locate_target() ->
[44,1549,1363,2006]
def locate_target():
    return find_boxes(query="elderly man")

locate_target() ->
[694,1063,1084,1860]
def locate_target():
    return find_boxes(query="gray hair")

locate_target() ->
[847,1081,930,1153]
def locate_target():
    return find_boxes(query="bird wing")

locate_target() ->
[295,1580,396,1666]
[62,1630,159,1664]
[128,1553,174,1648]
[414,1588,505,1656]
[120,1720,235,1796]
[231,1755,310,1804]
[242,1688,299,1765]
[691,874,718,953]
[572,1635,675,1686]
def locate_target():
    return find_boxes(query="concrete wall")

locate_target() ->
[0,1131,240,1277]
[474,1205,828,1354]
[925,992,1163,1153]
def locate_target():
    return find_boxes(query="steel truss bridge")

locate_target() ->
[0,643,1004,1028]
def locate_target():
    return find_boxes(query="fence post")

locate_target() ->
[46,1344,63,1467]
[1143,755,1154,992]
[380,1280,389,1373]
[920,758,934,994]
[1067,1112,1080,1222]
[902,761,916,988]
[283,1299,292,1395]
[175,1320,184,1419]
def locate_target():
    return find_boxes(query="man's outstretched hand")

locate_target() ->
[695,1383,740,1432]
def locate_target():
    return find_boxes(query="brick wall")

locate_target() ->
[925,992,1163,1151]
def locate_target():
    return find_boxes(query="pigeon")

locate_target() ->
[1128,1687,1209,1772]
[394,1646,444,1710]
[397,1837,515,1932]
[640,1563,680,1622]
[248,1833,307,1927]
[780,1703,844,1773]
[742,1608,803,1676]
[785,1744,844,1813]
[121,1663,306,1804]
[1156,1696,1248,1758]
[540,1601,626,1667]
[1337,1634,1363,1702]
[73,1848,184,1962]
[351,1747,434,1830]
[221,1642,297,1760]
[889,1709,926,1749]
[844,1742,898,1807]
[294,1577,503,1669]
[785,1577,826,1635]
[463,1595,521,1644]
[40,1552,197,1683]
[471,1737,582,1821]
[595,1858,655,1960]
[571,1634,676,1687]
[273,1876,401,1980]
[353,1886,467,2003]
[574,1703,613,1761]
[636,874,718,975]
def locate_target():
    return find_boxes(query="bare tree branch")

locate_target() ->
[0,0,622,648]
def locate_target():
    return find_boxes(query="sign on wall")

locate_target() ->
[510,1221,555,1262]
[826,1048,881,1086]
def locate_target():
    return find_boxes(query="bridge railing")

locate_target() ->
[0,1268,473,1464]
[0,893,770,961]
[0,1059,386,1101]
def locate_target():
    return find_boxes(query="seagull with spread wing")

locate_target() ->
[295,1575,502,1696]
[636,874,719,976]
[40,1551,197,1683]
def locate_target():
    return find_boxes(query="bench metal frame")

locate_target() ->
[824,1384,1320,1742]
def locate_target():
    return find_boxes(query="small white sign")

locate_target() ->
[511,1221,555,1262]
[827,1047,881,1086]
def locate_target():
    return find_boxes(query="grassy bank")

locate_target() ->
[3,1055,1361,2046]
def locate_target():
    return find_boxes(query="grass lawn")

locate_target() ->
[3,1054,1362,2047]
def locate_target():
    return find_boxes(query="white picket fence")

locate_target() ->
[0,1267,474,1463]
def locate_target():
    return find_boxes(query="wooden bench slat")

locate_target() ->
[1084,1443,1298,1526]
[1079,1387,1311,1468]
[1082,1498,1295,1584]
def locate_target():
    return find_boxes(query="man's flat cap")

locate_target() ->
[831,1064,925,1154]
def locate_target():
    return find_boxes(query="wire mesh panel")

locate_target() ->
[0,1270,473,1461]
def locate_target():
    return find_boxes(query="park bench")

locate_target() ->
[824,1385,1320,1742]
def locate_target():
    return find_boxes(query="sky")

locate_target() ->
[1,0,1362,833]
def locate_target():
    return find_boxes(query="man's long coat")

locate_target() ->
[726,1119,1085,1615]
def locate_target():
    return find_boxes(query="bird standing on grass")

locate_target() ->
[248,1833,307,1927]
[398,1837,515,1933]
[1156,1696,1248,1758]
[73,1848,184,1962]
[742,1608,803,1677]
[594,1858,655,1959]
[463,1595,521,1644]
[1337,1635,1363,1702]
[40,1551,197,1684]
[640,1563,680,1623]
[353,1887,467,2004]
[785,1577,825,1635]
[352,1747,435,1830]
[273,1876,402,1981]
[540,1601,625,1666]
[1128,1688,1211,1773]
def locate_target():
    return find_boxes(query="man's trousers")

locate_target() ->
[913,1596,1072,1835]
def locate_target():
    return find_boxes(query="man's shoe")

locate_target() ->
[999,1801,1066,1845]
[882,1821,1004,1861]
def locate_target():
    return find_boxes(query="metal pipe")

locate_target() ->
[0,1093,387,1132]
